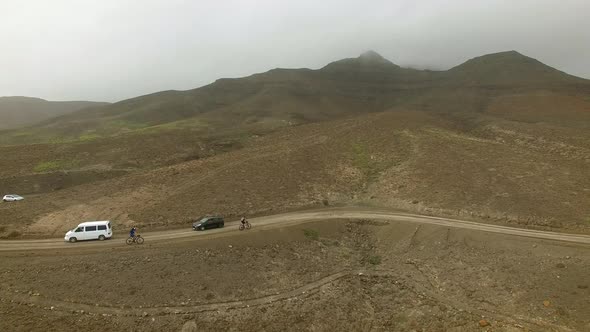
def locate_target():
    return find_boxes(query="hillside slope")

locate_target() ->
[0,96,109,130]
[2,109,589,238]
[1,50,589,238]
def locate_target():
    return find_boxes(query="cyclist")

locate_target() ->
[240,216,247,226]
[129,226,137,238]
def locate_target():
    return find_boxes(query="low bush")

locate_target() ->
[303,229,319,241]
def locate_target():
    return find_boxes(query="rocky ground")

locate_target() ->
[1,218,588,331]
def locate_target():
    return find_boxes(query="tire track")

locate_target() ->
[1,269,576,331]
[1,271,350,317]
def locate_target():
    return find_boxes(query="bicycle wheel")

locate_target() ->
[239,224,245,231]
[246,222,251,229]
[136,236,144,244]
[126,237,133,245]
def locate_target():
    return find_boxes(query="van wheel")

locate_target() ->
[69,237,77,243]
[98,235,106,241]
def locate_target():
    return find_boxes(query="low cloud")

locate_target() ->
[0,0,588,101]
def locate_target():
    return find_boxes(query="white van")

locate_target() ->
[64,221,113,243]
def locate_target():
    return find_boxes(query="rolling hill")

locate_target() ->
[0,96,109,130]
[1,50,589,238]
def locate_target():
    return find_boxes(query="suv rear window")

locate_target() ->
[97,225,107,231]
[85,226,97,231]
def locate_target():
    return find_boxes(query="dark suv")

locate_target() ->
[192,216,224,231]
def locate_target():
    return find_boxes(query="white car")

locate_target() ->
[3,194,24,202]
[64,221,113,243]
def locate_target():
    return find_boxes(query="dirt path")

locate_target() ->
[2,270,351,317]
[2,207,590,251]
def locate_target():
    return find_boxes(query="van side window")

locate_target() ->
[97,225,107,231]
[85,226,97,232]
[75,227,83,233]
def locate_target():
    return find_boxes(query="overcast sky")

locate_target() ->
[1,0,589,102]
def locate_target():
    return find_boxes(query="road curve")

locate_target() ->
[1,208,589,252]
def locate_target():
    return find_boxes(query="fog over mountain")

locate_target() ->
[1,0,589,102]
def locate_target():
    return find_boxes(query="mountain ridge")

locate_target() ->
[1,50,588,143]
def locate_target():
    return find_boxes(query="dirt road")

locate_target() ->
[2,208,589,252]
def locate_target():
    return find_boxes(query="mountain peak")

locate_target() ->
[448,50,583,85]
[359,50,386,61]
[491,50,523,56]
[357,50,396,67]
[454,50,537,68]
[322,50,399,72]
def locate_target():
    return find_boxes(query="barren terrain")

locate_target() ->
[1,213,588,331]
[2,51,590,239]
[1,50,590,331]
[2,108,589,240]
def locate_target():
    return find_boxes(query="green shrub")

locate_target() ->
[34,161,62,172]
[351,143,380,180]
[33,160,79,173]
[368,255,382,265]
[303,229,319,241]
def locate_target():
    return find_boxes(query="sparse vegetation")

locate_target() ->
[33,161,62,172]
[351,142,389,183]
[303,229,319,241]
[6,230,21,238]
[352,143,376,176]
[78,133,101,142]
[33,160,79,173]
[320,239,340,246]
[106,119,150,131]
[368,255,382,265]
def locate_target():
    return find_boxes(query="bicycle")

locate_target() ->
[239,220,252,231]
[126,235,144,245]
